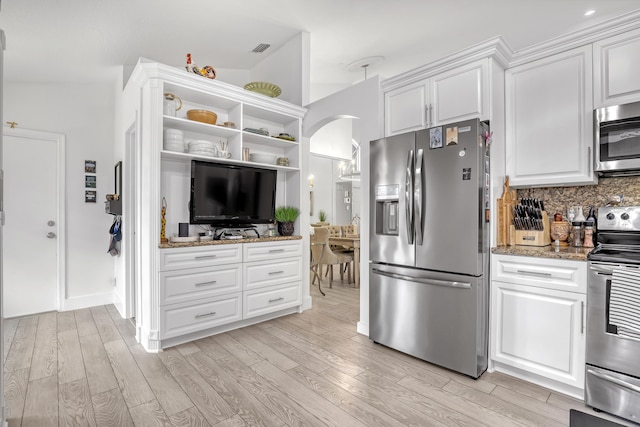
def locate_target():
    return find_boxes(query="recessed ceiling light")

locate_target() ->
[585,10,595,16]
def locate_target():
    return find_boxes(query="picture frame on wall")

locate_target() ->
[85,160,97,173]
[85,175,96,188]
[85,190,97,203]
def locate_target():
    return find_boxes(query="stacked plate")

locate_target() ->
[249,153,277,164]
[163,128,184,152]
[186,139,217,157]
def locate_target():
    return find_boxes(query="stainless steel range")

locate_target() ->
[586,205,640,424]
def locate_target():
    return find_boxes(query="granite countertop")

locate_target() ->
[159,235,302,249]
[491,244,592,261]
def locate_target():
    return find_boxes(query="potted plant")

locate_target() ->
[317,209,329,225]
[275,205,300,236]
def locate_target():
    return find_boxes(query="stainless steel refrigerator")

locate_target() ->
[369,118,490,378]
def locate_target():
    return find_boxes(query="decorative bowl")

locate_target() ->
[249,153,277,164]
[244,82,282,98]
[186,109,217,125]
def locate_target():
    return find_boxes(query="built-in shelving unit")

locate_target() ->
[123,60,308,352]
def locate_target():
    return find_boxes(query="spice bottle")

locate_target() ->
[583,221,594,248]
[572,221,583,247]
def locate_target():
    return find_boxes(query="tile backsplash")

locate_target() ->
[516,176,640,218]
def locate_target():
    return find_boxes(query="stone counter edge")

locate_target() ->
[159,235,302,249]
[491,245,591,261]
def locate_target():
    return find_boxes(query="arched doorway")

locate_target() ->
[303,77,382,335]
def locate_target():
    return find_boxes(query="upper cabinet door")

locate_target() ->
[384,59,489,137]
[431,59,489,126]
[594,28,640,108]
[385,80,429,136]
[505,45,596,187]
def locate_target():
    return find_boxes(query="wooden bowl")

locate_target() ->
[186,109,217,125]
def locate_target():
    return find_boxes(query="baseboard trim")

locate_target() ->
[62,292,115,311]
[357,321,369,336]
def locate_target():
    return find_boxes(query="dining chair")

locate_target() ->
[341,224,357,236]
[327,225,342,238]
[309,235,326,296]
[313,227,353,287]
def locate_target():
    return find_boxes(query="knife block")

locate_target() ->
[514,211,551,246]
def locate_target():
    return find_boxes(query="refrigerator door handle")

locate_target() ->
[414,148,424,245]
[405,149,414,244]
[371,268,472,289]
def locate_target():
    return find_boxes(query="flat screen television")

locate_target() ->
[189,160,277,227]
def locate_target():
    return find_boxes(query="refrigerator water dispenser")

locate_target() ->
[375,184,399,236]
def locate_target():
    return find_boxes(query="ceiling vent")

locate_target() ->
[251,43,271,53]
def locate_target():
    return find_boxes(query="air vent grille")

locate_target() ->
[251,43,271,53]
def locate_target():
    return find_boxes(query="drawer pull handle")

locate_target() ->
[195,312,216,318]
[195,255,217,260]
[516,269,552,277]
[268,271,284,275]
[195,281,216,287]
[268,297,284,303]
[269,249,285,253]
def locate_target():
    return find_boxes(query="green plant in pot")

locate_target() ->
[275,205,300,236]
[318,209,327,224]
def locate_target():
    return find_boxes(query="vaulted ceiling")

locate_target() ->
[1,0,639,99]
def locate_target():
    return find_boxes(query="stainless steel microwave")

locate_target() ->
[595,101,640,176]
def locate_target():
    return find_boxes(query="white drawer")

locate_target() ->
[492,254,587,293]
[243,257,302,290]
[243,282,301,319]
[243,240,302,262]
[160,264,242,306]
[160,294,242,339]
[160,245,242,271]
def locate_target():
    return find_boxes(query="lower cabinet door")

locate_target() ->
[161,293,242,339]
[243,257,302,290]
[243,282,301,319]
[491,281,586,388]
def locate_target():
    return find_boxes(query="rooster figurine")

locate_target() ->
[185,53,205,76]
[203,65,216,79]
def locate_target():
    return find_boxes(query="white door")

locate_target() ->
[3,129,64,317]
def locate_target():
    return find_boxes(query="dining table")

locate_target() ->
[328,235,360,287]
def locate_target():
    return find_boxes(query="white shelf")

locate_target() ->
[163,116,240,139]
[161,150,300,172]
[243,132,298,148]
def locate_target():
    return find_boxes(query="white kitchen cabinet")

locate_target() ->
[431,60,489,127]
[594,28,640,108]
[384,59,489,136]
[491,254,587,398]
[242,240,302,318]
[123,60,308,351]
[384,80,429,135]
[505,45,596,187]
[159,239,302,346]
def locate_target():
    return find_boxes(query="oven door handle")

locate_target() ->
[587,369,640,394]
[589,265,613,274]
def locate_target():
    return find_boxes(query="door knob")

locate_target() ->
[47,232,56,239]
[48,220,56,226]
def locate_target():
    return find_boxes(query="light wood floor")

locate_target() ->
[3,277,634,426]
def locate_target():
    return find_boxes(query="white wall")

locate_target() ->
[310,119,352,159]
[304,76,383,336]
[251,32,310,106]
[4,81,117,310]
[309,154,351,224]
